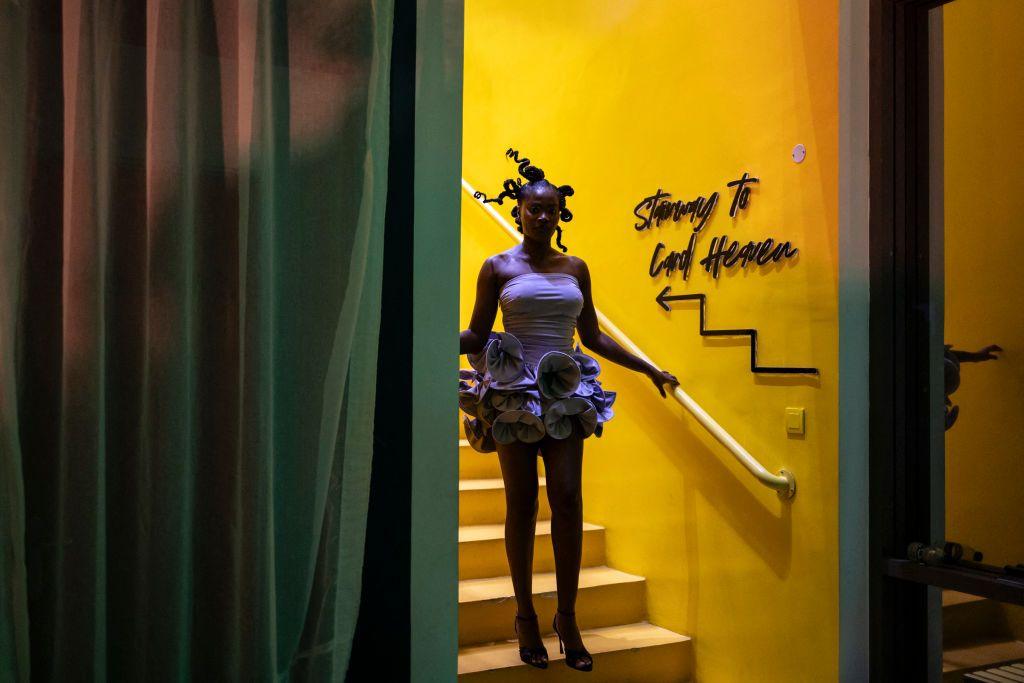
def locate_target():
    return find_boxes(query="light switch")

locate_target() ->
[785,407,805,435]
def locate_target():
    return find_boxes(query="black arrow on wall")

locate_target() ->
[656,286,820,375]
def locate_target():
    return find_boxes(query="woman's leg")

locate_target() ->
[539,430,589,652]
[496,440,544,649]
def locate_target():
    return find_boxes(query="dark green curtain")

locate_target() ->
[0,0,393,680]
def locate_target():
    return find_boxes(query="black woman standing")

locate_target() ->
[459,151,679,672]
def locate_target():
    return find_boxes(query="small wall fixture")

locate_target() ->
[792,144,806,163]
[785,407,806,435]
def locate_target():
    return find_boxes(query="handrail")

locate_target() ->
[461,177,797,500]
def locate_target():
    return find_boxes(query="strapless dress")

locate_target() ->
[459,271,616,452]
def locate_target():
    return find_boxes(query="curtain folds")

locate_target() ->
[0,1,393,680]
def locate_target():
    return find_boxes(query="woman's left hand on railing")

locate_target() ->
[645,366,680,398]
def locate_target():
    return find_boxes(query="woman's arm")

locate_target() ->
[460,257,500,355]
[951,344,1002,363]
[573,257,679,398]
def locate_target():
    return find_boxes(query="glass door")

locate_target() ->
[869,0,1024,680]
[934,1,1024,679]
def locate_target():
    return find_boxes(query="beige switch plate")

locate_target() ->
[785,407,805,435]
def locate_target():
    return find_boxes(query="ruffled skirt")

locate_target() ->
[459,332,616,453]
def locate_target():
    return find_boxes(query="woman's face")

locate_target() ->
[517,184,560,242]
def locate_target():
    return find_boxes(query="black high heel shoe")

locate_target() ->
[514,613,548,669]
[553,609,593,672]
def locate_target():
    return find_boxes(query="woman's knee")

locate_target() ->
[506,488,540,519]
[546,485,582,515]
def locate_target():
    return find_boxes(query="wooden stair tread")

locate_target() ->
[459,439,546,479]
[458,621,691,676]
[964,663,1024,682]
[460,520,603,543]
[944,640,1024,673]
[459,565,644,604]
[457,566,647,647]
[459,521,603,580]
[459,476,551,526]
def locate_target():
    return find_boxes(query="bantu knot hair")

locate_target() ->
[472,148,575,253]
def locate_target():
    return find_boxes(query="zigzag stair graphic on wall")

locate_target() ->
[655,286,819,375]
[456,425,694,681]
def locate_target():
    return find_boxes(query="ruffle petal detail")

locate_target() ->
[588,386,616,423]
[458,333,614,448]
[458,369,485,414]
[569,346,601,397]
[488,387,542,413]
[489,391,524,412]
[486,363,537,392]
[485,332,526,383]
[544,397,598,439]
[537,351,581,399]
[475,400,498,428]
[464,416,496,453]
[492,410,545,444]
[572,345,601,381]
[466,333,498,374]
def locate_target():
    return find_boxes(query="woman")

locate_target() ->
[459,151,679,671]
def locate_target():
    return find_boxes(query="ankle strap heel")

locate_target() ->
[514,613,548,669]
[552,610,594,672]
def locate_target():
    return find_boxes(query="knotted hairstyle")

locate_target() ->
[473,148,575,252]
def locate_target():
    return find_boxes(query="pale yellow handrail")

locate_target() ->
[461,177,796,500]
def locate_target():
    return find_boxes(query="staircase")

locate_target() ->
[942,590,1024,681]
[456,436,693,682]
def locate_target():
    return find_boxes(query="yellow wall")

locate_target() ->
[462,2,839,681]
[944,0,1024,574]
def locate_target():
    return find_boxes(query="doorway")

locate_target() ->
[868,0,1024,679]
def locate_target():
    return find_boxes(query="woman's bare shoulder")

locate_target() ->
[484,248,520,277]
[566,254,591,281]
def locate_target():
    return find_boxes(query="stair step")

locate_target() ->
[944,590,988,608]
[943,590,1012,649]
[943,639,1024,680]
[459,439,546,480]
[459,440,502,479]
[458,565,647,646]
[458,621,693,681]
[459,477,550,526]
[965,662,1024,682]
[459,521,605,580]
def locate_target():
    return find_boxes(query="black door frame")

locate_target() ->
[868,0,1024,677]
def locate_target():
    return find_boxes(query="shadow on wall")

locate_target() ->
[622,364,795,580]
